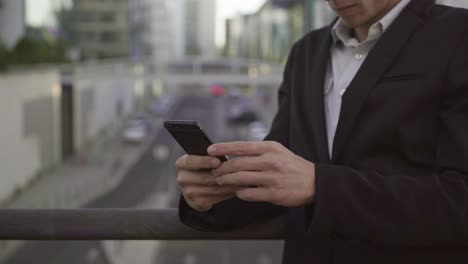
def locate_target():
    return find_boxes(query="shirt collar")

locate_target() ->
[331,0,412,45]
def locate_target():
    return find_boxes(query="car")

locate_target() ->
[122,120,148,143]
[133,114,153,131]
[227,87,242,99]
[149,96,176,117]
[227,96,259,124]
[247,121,268,141]
[210,85,225,97]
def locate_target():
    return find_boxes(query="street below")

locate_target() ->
[5,94,283,264]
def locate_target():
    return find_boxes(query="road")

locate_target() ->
[5,95,283,264]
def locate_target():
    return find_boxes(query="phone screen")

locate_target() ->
[164,121,228,162]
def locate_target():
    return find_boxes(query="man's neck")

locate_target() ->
[353,0,401,42]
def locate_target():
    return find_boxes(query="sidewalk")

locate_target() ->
[0,115,164,261]
[7,117,162,209]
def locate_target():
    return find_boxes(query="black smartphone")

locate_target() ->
[164,120,228,162]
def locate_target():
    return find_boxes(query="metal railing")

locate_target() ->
[0,208,284,240]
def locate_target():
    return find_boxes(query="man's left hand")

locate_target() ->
[208,141,316,207]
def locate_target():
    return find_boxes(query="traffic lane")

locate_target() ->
[156,240,284,264]
[4,125,180,263]
[165,95,239,207]
[5,95,229,264]
[6,94,284,264]
[154,95,284,264]
[89,94,221,208]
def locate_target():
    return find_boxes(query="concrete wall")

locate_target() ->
[72,63,140,151]
[0,62,144,201]
[0,69,62,201]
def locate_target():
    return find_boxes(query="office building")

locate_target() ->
[185,0,216,57]
[0,0,25,48]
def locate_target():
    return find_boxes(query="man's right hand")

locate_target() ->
[176,155,237,212]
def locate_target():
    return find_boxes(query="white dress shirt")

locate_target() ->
[324,0,412,158]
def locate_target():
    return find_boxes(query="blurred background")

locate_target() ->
[0,0,466,263]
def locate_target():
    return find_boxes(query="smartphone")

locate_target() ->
[164,120,228,162]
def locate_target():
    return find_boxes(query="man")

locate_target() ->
[175,0,468,263]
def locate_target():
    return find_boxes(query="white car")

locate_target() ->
[247,121,268,142]
[123,120,148,143]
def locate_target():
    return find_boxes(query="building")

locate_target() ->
[185,0,216,57]
[308,0,336,29]
[72,0,151,60]
[198,0,216,57]
[144,0,185,63]
[72,0,191,62]
[0,0,25,48]
[166,0,186,59]
[225,3,289,62]
[128,0,151,60]
[224,0,335,62]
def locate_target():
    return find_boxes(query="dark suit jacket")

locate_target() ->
[179,0,468,263]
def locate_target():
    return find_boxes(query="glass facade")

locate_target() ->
[225,0,335,62]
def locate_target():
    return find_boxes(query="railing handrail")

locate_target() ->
[0,208,284,240]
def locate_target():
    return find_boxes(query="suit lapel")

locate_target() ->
[305,27,334,163]
[331,4,426,161]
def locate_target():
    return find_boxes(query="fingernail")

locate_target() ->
[216,177,223,185]
[208,145,216,153]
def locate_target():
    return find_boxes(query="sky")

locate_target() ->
[27,0,54,26]
[27,0,72,27]
[26,0,266,47]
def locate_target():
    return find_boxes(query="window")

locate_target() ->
[100,12,116,23]
[100,31,119,42]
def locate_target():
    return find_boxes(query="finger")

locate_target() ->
[216,171,268,187]
[183,185,239,198]
[177,171,219,186]
[236,188,271,202]
[212,156,266,176]
[183,193,235,212]
[176,155,221,170]
[208,141,276,157]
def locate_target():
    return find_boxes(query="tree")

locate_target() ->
[0,41,9,71]
[1,34,68,69]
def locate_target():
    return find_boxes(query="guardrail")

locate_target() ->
[0,208,284,240]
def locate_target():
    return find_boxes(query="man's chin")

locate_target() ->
[340,18,361,28]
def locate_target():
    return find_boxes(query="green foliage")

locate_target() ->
[0,35,68,71]
[10,37,68,65]
[0,41,8,71]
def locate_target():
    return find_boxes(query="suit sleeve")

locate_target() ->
[178,44,298,231]
[308,31,468,246]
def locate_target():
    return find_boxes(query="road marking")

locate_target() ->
[257,254,273,264]
[153,145,169,161]
[183,253,197,264]
[220,247,231,264]
[86,248,99,263]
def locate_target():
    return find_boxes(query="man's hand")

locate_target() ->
[208,141,316,207]
[176,155,238,212]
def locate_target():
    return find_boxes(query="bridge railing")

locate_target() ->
[0,208,284,241]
